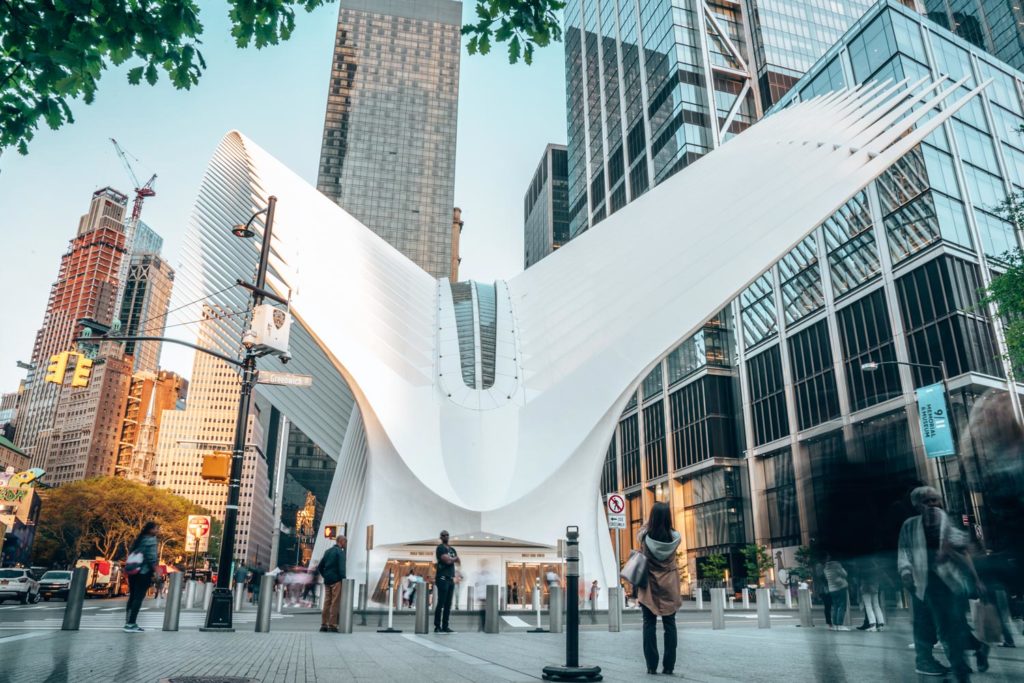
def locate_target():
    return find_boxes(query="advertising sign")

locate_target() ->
[916,383,956,458]
[185,515,212,552]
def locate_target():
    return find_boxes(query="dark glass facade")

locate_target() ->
[523,145,570,268]
[924,0,1024,71]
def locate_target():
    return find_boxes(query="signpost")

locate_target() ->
[606,494,626,578]
[186,515,212,579]
[256,370,313,387]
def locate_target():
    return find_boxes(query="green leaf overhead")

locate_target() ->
[1,0,563,155]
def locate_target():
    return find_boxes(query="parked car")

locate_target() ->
[38,570,73,601]
[0,568,40,604]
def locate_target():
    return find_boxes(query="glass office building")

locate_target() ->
[561,0,921,238]
[924,0,1024,72]
[523,144,570,269]
[317,0,462,279]
[598,0,1024,590]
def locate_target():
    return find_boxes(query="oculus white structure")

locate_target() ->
[184,77,984,601]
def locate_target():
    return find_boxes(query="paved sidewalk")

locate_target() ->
[2,616,1023,683]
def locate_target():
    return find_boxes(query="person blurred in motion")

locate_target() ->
[813,559,833,628]
[824,553,849,631]
[123,521,159,633]
[898,486,988,681]
[318,534,347,632]
[402,569,415,608]
[589,579,600,624]
[636,501,682,676]
[857,556,886,632]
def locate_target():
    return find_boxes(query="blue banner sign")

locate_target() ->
[916,383,955,458]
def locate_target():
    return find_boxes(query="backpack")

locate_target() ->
[125,550,145,576]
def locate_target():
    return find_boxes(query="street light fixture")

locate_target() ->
[202,196,277,632]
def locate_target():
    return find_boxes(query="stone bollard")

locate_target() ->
[484,584,500,634]
[414,583,429,634]
[608,586,622,633]
[255,575,275,633]
[711,588,726,630]
[696,588,704,611]
[728,596,735,610]
[742,588,750,609]
[61,567,89,631]
[163,572,183,632]
[756,588,771,628]
[549,585,564,634]
[798,587,814,627]
[203,581,213,611]
[339,579,355,634]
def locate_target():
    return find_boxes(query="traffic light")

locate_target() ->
[44,352,71,384]
[201,451,231,483]
[70,356,93,388]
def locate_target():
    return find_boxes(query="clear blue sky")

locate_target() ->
[0,1,566,390]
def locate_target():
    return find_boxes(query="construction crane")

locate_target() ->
[110,138,157,224]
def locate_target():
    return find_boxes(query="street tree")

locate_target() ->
[982,190,1024,373]
[701,553,728,586]
[33,477,213,567]
[740,543,774,585]
[1,0,564,155]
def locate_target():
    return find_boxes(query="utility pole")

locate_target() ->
[203,196,278,632]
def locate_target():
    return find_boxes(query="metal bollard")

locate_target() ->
[234,583,244,612]
[163,572,183,631]
[608,586,621,633]
[316,583,324,609]
[530,582,548,633]
[184,580,195,610]
[798,587,814,627]
[414,582,429,634]
[711,588,725,630]
[339,579,355,634]
[785,588,793,609]
[742,588,750,609]
[377,571,401,633]
[756,588,771,628]
[203,581,213,611]
[696,587,704,610]
[466,585,475,612]
[255,574,275,633]
[728,596,735,610]
[275,585,284,613]
[484,584,500,633]
[358,583,367,626]
[549,585,564,633]
[61,567,89,631]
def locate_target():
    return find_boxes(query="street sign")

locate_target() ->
[185,515,211,552]
[916,383,955,458]
[607,514,626,529]
[606,493,625,515]
[256,370,313,387]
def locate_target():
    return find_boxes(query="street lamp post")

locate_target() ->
[203,196,278,632]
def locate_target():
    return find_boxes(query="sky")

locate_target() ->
[0,1,567,391]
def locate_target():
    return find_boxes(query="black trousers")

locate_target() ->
[434,576,454,629]
[640,604,677,673]
[126,573,152,625]
[911,576,972,675]
[821,592,833,626]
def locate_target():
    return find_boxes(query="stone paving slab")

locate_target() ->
[0,615,1022,683]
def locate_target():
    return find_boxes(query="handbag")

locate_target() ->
[972,600,1003,644]
[125,550,145,576]
[620,549,649,588]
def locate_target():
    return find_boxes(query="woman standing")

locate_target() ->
[636,502,682,675]
[124,521,159,632]
[823,553,849,631]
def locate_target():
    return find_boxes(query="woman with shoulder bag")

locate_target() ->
[123,521,160,632]
[636,502,683,675]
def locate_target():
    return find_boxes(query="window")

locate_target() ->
[747,346,789,446]
[601,440,617,495]
[681,467,746,552]
[837,289,902,411]
[762,448,800,547]
[644,402,667,479]
[822,191,880,296]
[788,320,840,430]
[621,414,641,488]
[740,273,778,348]
[670,375,738,469]
[779,235,824,324]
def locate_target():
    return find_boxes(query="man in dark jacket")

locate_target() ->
[319,535,347,632]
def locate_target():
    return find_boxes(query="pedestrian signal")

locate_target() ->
[323,523,347,539]
[45,352,71,384]
[70,357,93,388]
[201,451,231,483]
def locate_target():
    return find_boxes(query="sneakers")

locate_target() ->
[328,626,339,633]
[433,626,441,633]
[876,624,885,632]
[319,626,330,632]
[866,626,878,632]
[976,643,990,673]
[441,627,456,633]
[122,624,143,633]
[857,623,873,631]
[835,626,851,631]
[915,660,951,676]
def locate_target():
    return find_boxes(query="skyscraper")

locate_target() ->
[562,0,917,236]
[16,188,129,466]
[316,0,462,279]
[118,253,175,374]
[523,144,569,269]
[924,0,1024,71]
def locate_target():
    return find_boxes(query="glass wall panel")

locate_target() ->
[747,345,789,446]
[644,401,668,479]
[788,320,841,430]
[837,289,902,411]
[741,273,778,347]
[621,414,641,488]
[762,447,800,547]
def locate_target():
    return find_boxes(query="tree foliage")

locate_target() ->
[740,543,774,582]
[701,553,727,584]
[0,0,563,155]
[982,188,1024,373]
[33,477,212,567]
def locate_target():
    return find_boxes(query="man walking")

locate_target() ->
[898,486,987,681]
[318,534,347,633]
[434,530,459,633]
